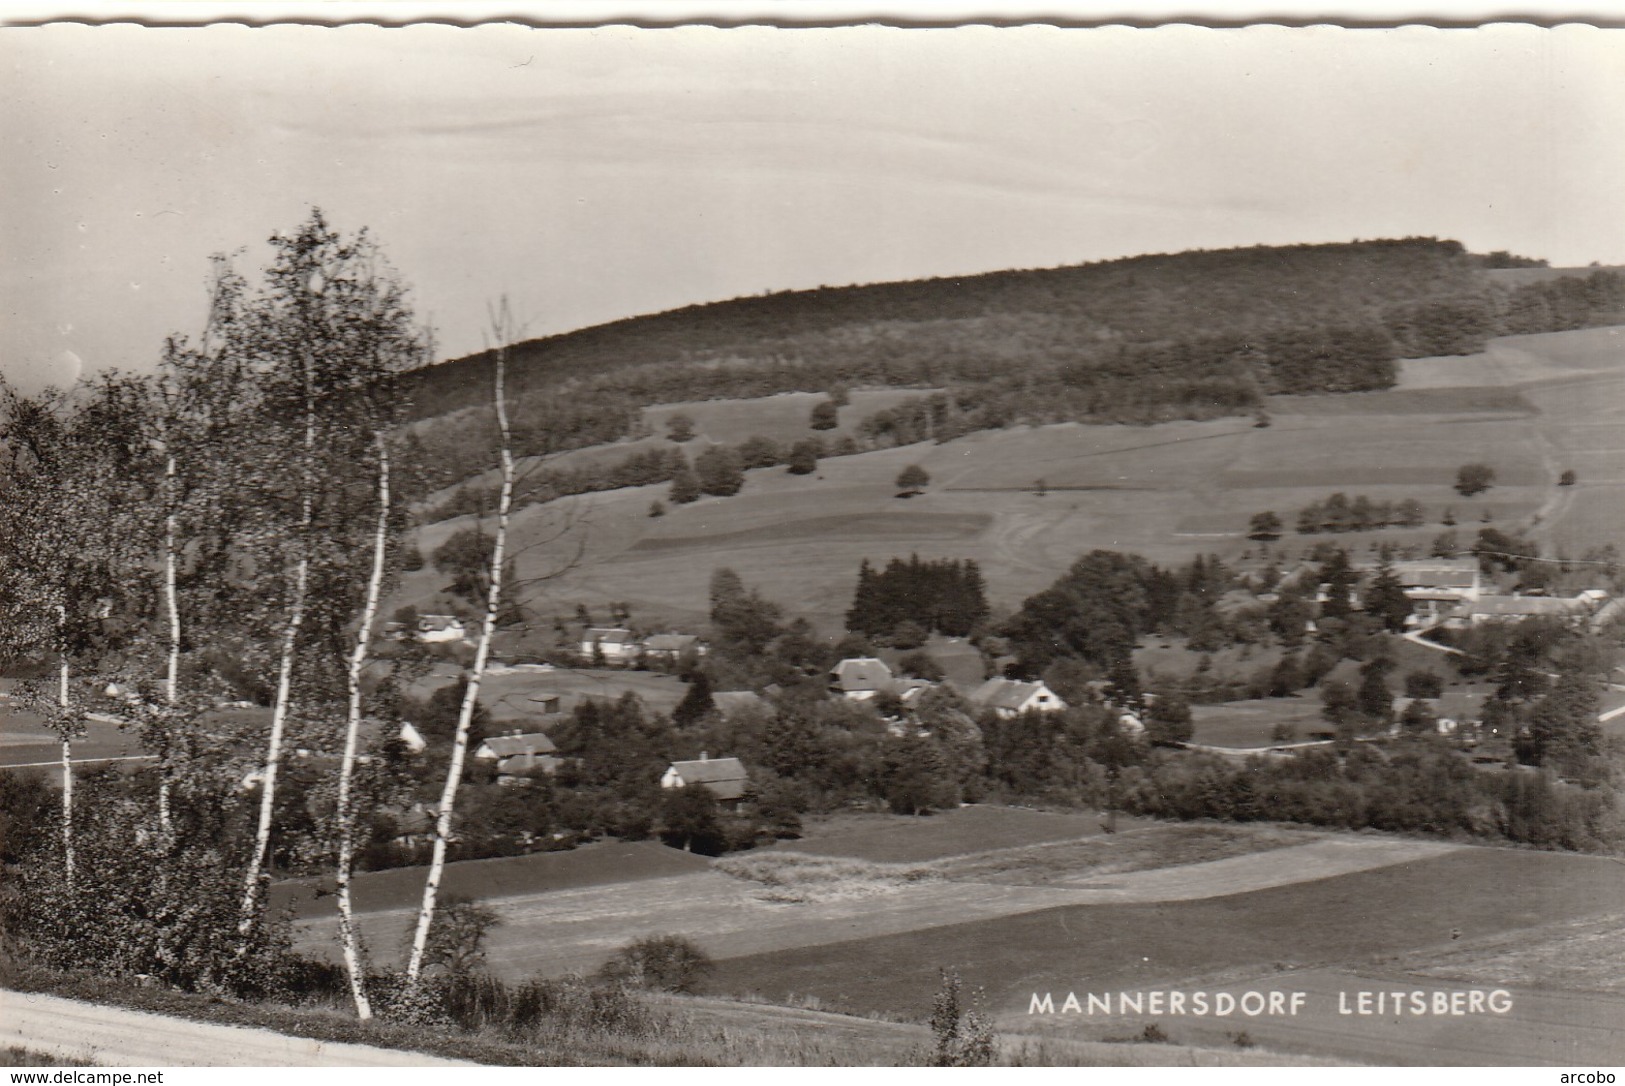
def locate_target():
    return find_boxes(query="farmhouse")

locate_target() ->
[581,627,639,663]
[661,754,751,804]
[1462,592,1605,626]
[642,633,705,662]
[1391,692,1488,734]
[417,614,468,643]
[474,731,557,761]
[966,677,1066,718]
[829,657,895,700]
[1374,557,1484,625]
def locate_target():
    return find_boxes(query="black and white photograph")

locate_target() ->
[4,7,1625,1071]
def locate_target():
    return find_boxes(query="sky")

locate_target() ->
[4,21,1624,392]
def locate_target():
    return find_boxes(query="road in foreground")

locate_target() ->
[0,990,475,1067]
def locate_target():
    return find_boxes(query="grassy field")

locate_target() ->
[271,840,709,919]
[0,701,143,769]
[1188,699,1331,748]
[775,805,1139,863]
[404,325,1625,631]
[703,847,1625,1023]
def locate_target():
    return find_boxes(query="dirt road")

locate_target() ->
[0,990,474,1067]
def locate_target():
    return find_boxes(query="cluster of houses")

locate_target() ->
[1279,557,1616,632]
[1377,558,1614,629]
[578,627,704,665]
[826,655,1067,719]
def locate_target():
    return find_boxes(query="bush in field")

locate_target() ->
[895,463,930,495]
[1455,462,1495,496]
[928,969,994,1067]
[595,934,714,994]
[694,445,744,497]
[403,893,502,977]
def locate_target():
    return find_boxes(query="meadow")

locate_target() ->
[400,325,1625,631]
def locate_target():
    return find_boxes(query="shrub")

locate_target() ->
[1455,462,1495,497]
[928,969,994,1067]
[594,935,713,994]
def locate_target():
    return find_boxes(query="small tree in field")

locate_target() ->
[809,400,839,430]
[669,463,700,504]
[786,439,820,475]
[1455,463,1496,497]
[665,413,695,443]
[1247,511,1283,540]
[1559,469,1577,487]
[895,463,930,496]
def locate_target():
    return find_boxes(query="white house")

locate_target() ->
[417,614,468,643]
[581,627,639,663]
[965,678,1066,718]
[661,754,751,804]
[474,731,557,761]
[642,633,705,662]
[828,657,894,700]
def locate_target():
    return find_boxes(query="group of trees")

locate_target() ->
[1286,494,1427,535]
[0,211,524,1021]
[1003,551,1245,674]
[845,556,990,641]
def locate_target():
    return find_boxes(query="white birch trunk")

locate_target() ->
[238,554,308,933]
[406,341,515,982]
[58,645,74,888]
[240,365,317,937]
[159,451,179,836]
[334,434,389,1020]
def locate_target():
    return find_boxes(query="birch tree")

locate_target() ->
[407,301,519,984]
[0,376,158,883]
[228,210,423,946]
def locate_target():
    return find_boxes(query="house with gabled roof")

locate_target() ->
[581,627,639,663]
[965,677,1066,718]
[642,633,705,662]
[661,753,751,804]
[829,657,895,700]
[417,614,468,643]
[1391,691,1488,735]
[474,731,557,761]
[1463,594,1601,626]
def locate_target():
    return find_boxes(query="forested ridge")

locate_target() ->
[398,238,1625,502]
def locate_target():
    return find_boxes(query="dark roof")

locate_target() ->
[498,752,559,776]
[643,633,700,652]
[1368,559,1479,590]
[1392,692,1487,720]
[712,691,767,716]
[477,732,557,758]
[667,757,750,801]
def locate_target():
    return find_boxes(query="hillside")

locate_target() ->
[398,239,1625,503]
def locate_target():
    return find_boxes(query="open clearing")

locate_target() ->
[774,804,1143,863]
[414,325,1625,629]
[1189,699,1331,748]
[705,845,1625,1020]
[293,820,1457,982]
